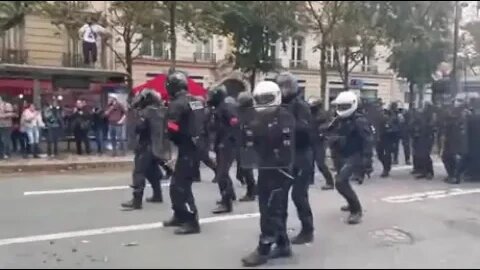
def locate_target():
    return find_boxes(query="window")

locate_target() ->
[195,38,213,54]
[139,25,166,58]
[291,37,304,61]
[268,41,277,59]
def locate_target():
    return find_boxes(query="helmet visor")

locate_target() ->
[254,93,276,106]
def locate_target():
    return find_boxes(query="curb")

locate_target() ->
[0,160,133,174]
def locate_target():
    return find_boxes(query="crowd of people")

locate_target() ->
[0,95,128,160]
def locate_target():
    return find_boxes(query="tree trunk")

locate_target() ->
[320,41,328,109]
[343,46,350,91]
[125,39,133,90]
[408,80,415,109]
[418,83,424,107]
[169,1,177,71]
[249,69,256,91]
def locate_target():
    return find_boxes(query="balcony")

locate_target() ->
[0,49,28,64]
[289,59,308,69]
[62,53,84,68]
[138,50,170,61]
[193,52,216,64]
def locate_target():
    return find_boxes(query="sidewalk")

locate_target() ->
[0,154,134,174]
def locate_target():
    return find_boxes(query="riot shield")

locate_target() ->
[126,109,141,151]
[239,105,295,169]
[143,106,171,161]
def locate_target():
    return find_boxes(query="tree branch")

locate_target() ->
[105,41,127,69]
[333,44,345,82]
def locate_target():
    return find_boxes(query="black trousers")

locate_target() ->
[169,151,199,223]
[82,41,97,65]
[197,138,216,172]
[257,169,292,255]
[400,133,411,163]
[74,129,91,155]
[313,140,334,186]
[46,127,62,156]
[376,136,395,173]
[132,147,162,196]
[291,149,315,234]
[213,142,236,204]
[335,154,363,214]
[237,166,256,196]
[442,150,468,179]
[412,135,434,175]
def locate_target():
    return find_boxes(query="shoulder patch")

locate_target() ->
[189,101,204,110]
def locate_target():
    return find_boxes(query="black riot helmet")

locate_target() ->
[307,96,323,109]
[131,88,163,109]
[207,84,228,107]
[237,91,254,108]
[166,71,188,97]
[275,72,299,103]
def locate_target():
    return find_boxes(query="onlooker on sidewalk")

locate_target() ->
[42,98,64,158]
[105,97,126,156]
[0,96,15,159]
[21,103,44,158]
[71,100,91,155]
[92,106,106,155]
[11,104,27,156]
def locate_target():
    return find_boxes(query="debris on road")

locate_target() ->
[122,242,139,247]
[81,240,90,244]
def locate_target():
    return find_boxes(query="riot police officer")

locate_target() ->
[121,89,165,210]
[236,91,257,202]
[307,96,335,190]
[329,91,373,225]
[241,81,293,267]
[193,95,216,182]
[208,85,239,214]
[442,98,470,184]
[411,103,435,180]
[276,72,315,245]
[162,71,203,235]
[376,103,400,178]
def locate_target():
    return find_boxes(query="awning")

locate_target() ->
[133,74,207,100]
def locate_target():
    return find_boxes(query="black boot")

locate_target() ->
[212,201,232,214]
[163,215,183,227]
[425,173,434,180]
[380,170,390,178]
[174,220,200,235]
[239,193,255,202]
[291,231,314,245]
[146,188,163,203]
[347,212,362,225]
[241,249,269,267]
[33,144,41,158]
[270,245,292,259]
[340,205,350,212]
[121,192,142,210]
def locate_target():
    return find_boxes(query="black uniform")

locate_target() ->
[193,103,216,182]
[329,111,373,223]
[237,92,256,201]
[442,105,470,184]
[310,102,335,189]
[211,97,239,213]
[411,105,435,179]
[376,109,400,177]
[163,72,202,235]
[395,109,411,164]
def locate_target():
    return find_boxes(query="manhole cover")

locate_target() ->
[369,227,415,246]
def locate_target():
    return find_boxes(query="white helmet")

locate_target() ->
[332,91,358,118]
[252,81,282,107]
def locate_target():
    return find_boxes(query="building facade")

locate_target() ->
[0,1,407,108]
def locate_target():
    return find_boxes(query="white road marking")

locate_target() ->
[0,212,260,247]
[390,162,443,171]
[382,188,480,203]
[24,183,170,196]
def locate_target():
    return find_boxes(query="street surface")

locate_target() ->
[0,159,480,269]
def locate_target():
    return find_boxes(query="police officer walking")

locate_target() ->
[307,96,335,190]
[276,72,315,245]
[329,91,374,225]
[162,71,203,235]
[376,103,400,178]
[208,85,239,214]
[241,81,294,267]
[236,91,257,202]
[442,98,470,184]
[121,89,165,210]
[411,103,435,180]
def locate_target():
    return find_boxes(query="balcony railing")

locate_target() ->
[0,49,28,64]
[62,53,84,68]
[289,59,308,69]
[193,52,216,64]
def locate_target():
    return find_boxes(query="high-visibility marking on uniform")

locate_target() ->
[167,121,180,132]
[24,183,170,196]
[382,188,480,203]
[0,213,260,247]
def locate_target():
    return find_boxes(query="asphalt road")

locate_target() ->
[0,159,480,269]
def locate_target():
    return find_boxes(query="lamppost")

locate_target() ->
[452,1,469,95]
